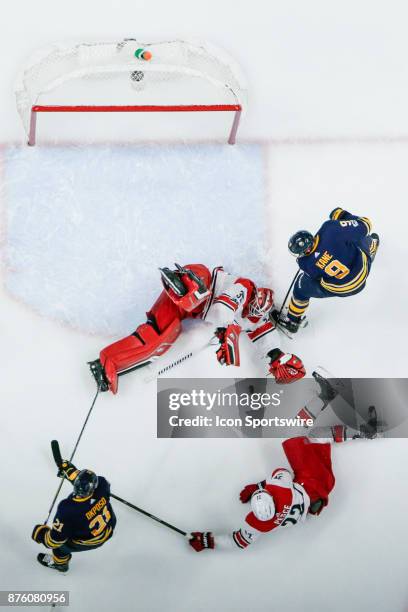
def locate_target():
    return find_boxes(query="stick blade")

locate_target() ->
[51,440,63,468]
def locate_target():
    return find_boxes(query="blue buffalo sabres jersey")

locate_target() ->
[44,477,116,549]
[298,208,373,295]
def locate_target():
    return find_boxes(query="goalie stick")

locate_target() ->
[50,440,187,537]
[143,336,217,382]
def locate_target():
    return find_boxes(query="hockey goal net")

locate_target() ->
[15,39,247,145]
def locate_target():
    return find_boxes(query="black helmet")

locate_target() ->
[288,231,314,257]
[73,470,99,498]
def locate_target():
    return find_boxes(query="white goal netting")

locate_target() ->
[15,39,247,139]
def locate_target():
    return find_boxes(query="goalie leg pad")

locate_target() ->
[147,289,187,330]
[100,318,182,393]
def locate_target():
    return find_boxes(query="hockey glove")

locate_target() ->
[32,524,50,545]
[308,498,327,516]
[57,460,80,482]
[329,207,346,220]
[239,481,266,503]
[215,324,241,366]
[268,348,306,384]
[189,532,215,552]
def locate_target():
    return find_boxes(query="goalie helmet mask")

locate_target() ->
[73,470,99,498]
[248,287,274,319]
[251,490,275,521]
[159,264,211,312]
[288,230,315,257]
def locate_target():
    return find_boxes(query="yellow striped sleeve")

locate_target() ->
[32,525,46,542]
[330,207,344,220]
[309,235,320,254]
[359,216,372,233]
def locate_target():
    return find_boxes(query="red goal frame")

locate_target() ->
[28,103,242,146]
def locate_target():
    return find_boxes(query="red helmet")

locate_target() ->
[248,287,274,319]
[160,264,211,312]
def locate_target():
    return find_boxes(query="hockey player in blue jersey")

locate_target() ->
[32,462,116,572]
[276,208,380,334]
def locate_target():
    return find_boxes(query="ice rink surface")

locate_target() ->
[1,2,408,611]
[3,144,266,336]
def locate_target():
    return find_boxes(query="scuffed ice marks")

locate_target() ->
[3,144,267,336]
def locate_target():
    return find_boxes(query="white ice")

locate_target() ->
[3,144,266,336]
[1,2,408,612]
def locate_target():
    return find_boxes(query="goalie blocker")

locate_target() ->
[90,264,306,393]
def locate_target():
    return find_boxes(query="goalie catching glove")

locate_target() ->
[215,324,241,366]
[189,532,215,552]
[267,348,305,384]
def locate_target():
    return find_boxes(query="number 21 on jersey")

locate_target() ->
[89,506,111,536]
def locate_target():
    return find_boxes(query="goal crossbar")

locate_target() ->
[28,104,242,145]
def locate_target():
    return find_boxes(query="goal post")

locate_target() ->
[16,39,247,145]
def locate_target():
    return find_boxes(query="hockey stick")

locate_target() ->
[110,494,187,537]
[50,440,187,537]
[44,387,101,524]
[277,270,300,320]
[143,337,216,382]
[270,270,301,338]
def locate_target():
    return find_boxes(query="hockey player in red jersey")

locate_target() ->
[89,263,306,394]
[189,420,382,552]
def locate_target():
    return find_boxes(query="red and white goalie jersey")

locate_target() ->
[201,267,278,364]
[90,263,305,393]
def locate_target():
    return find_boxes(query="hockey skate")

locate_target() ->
[357,406,385,440]
[271,309,307,337]
[37,553,69,573]
[312,371,338,403]
[88,359,109,392]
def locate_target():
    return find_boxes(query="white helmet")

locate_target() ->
[250,490,275,521]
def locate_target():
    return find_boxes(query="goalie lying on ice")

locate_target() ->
[89,263,306,393]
